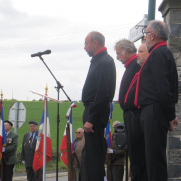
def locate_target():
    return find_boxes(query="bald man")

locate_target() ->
[81,31,116,181]
[123,44,149,181]
[137,43,148,66]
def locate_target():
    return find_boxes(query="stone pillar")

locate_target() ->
[159,1,181,180]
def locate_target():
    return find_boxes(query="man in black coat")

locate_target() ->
[81,31,116,181]
[125,43,149,181]
[134,20,178,181]
[21,121,41,181]
[114,39,140,180]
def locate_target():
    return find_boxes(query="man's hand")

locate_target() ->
[84,122,94,133]
[22,161,25,164]
[169,117,179,131]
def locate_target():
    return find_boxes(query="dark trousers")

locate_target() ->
[140,103,168,181]
[123,110,138,179]
[1,158,14,181]
[109,165,124,181]
[131,111,147,181]
[26,167,42,181]
[80,103,109,181]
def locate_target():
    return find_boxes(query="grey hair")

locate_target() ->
[148,20,171,41]
[90,31,105,47]
[77,128,84,133]
[114,39,137,54]
[113,120,120,127]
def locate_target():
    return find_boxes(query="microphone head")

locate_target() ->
[44,50,51,54]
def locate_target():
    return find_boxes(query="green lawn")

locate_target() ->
[2,100,123,172]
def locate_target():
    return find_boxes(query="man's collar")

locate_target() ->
[94,47,107,56]
[6,130,11,136]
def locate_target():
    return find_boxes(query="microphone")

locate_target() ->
[31,50,51,57]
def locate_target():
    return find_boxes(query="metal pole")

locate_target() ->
[43,98,47,181]
[14,102,19,134]
[56,88,60,181]
[148,0,156,21]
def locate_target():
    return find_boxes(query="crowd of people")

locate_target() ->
[0,20,178,181]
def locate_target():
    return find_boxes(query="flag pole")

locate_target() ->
[0,90,4,181]
[43,87,48,181]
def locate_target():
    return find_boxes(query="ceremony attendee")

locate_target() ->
[124,43,149,181]
[115,39,140,179]
[0,120,18,181]
[81,31,116,181]
[21,121,42,181]
[137,43,149,66]
[126,20,178,181]
[107,121,125,181]
[73,128,85,181]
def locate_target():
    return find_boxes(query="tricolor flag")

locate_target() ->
[60,102,76,165]
[0,100,6,160]
[105,102,113,148]
[33,98,52,171]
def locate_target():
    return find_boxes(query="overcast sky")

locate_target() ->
[0,0,163,101]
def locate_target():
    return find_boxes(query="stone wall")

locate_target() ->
[159,0,181,180]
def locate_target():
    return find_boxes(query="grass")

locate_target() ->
[2,100,123,172]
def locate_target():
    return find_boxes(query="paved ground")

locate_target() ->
[12,167,130,181]
[13,172,68,181]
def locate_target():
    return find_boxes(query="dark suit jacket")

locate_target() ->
[3,131,18,165]
[21,131,38,167]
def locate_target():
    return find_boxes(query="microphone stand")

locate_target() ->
[38,55,72,181]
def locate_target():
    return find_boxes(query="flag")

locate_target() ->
[60,101,76,165]
[0,100,6,160]
[105,102,113,148]
[33,98,52,171]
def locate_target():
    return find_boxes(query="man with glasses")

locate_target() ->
[127,20,178,181]
[73,128,84,181]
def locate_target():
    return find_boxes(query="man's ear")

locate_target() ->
[93,40,98,48]
[150,32,155,41]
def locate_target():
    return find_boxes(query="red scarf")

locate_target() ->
[90,47,107,62]
[124,54,137,68]
[95,47,107,56]
[118,54,137,102]
[124,41,167,107]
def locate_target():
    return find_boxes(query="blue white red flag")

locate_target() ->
[105,102,113,148]
[0,101,6,160]
[33,98,52,171]
[60,101,76,165]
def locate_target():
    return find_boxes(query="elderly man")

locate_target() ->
[107,121,125,181]
[21,121,41,181]
[81,31,116,181]
[115,39,140,179]
[0,120,18,181]
[126,20,178,181]
[73,128,85,181]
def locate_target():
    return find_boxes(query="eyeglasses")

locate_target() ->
[76,132,81,134]
[143,31,152,37]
